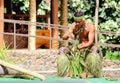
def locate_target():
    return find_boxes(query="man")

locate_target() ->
[62,11,95,78]
[62,11,95,51]
[57,11,101,78]
[57,11,98,78]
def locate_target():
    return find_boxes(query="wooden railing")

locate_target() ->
[4,10,51,49]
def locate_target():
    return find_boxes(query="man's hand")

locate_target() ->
[62,32,74,40]
[78,44,83,49]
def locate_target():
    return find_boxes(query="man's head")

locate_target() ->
[73,11,85,26]
[74,11,84,20]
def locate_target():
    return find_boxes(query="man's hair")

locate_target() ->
[74,11,84,17]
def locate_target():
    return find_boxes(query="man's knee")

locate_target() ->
[59,46,69,54]
[90,45,103,58]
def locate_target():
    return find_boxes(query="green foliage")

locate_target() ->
[12,0,29,14]
[57,41,86,78]
[12,0,49,14]
[68,0,95,23]
[105,50,120,61]
[0,74,34,80]
[0,43,17,63]
[37,1,50,15]
[0,43,9,62]
[98,0,120,44]
[57,42,102,78]
[57,54,70,76]
[57,48,85,78]
[68,49,85,77]
[105,77,118,81]
[85,53,102,77]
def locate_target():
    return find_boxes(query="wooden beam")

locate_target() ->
[0,0,4,47]
[28,0,36,50]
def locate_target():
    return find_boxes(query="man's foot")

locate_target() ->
[80,72,87,78]
[64,72,70,77]
[87,73,94,78]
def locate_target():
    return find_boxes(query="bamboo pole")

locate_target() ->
[28,0,36,51]
[95,0,99,43]
[0,59,45,80]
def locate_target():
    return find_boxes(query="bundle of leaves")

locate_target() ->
[57,43,87,78]
[57,42,103,78]
[67,49,85,77]
[85,52,102,77]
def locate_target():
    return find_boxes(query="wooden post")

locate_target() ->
[95,0,99,43]
[60,0,68,28]
[51,0,58,49]
[0,0,4,47]
[45,10,49,24]
[28,0,36,50]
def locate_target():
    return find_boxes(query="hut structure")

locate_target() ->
[0,0,58,49]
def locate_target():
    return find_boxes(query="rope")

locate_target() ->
[97,30,120,36]
[97,43,120,48]
[0,19,119,48]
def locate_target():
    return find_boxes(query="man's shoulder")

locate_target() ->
[86,21,94,26]
[70,22,76,29]
[85,22,95,31]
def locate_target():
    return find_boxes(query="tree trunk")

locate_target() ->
[51,0,58,49]
[0,0,4,47]
[28,0,36,50]
[60,0,68,46]
[60,0,68,36]
[95,0,99,43]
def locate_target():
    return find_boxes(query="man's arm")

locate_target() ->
[62,22,75,39]
[78,24,95,49]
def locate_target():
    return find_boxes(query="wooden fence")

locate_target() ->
[4,10,50,49]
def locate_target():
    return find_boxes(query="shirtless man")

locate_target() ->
[62,11,95,51]
[61,11,95,78]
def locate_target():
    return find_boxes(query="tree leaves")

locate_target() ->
[105,50,120,61]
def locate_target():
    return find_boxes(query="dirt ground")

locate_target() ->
[8,49,120,77]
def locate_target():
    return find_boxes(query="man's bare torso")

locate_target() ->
[73,22,91,43]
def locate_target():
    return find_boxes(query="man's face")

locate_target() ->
[75,20,84,27]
